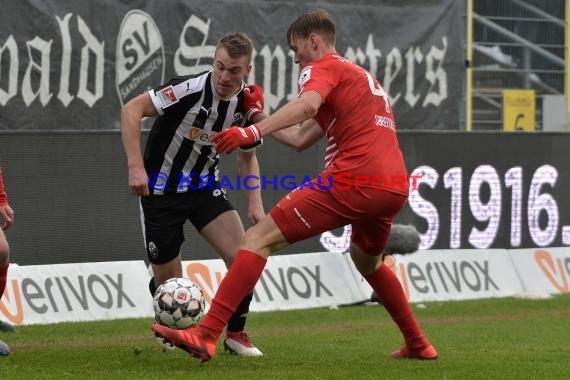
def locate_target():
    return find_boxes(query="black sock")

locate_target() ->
[226,292,254,333]
[149,276,157,297]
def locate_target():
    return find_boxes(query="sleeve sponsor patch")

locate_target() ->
[157,85,179,109]
[298,66,312,90]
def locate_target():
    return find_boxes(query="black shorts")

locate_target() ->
[140,188,234,264]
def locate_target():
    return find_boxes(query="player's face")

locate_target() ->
[212,48,251,99]
[290,37,314,69]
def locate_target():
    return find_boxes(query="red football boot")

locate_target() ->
[391,336,438,360]
[152,324,216,362]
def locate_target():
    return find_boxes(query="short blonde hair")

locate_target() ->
[216,32,253,63]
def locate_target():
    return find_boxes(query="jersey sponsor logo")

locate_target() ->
[186,126,216,145]
[375,114,396,131]
[115,10,165,106]
[232,112,244,125]
[157,85,179,108]
[298,66,312,90]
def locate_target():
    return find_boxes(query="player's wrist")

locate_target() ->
[247,124,262,141]
[127,161,145,170]
[246,108,263,121]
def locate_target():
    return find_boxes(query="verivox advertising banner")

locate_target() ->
[2,248,568,325]
[0,0,463,131]
[182,252,369,312]
[508,248,570,295]
[354,247,570,302]
[0,261,153,325]
[383,250,524,302]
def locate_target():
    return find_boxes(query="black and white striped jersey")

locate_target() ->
[145,70,261,195]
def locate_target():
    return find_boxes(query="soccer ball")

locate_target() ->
[153,277,206,329]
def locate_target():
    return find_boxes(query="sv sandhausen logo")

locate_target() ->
[115,10,165,106]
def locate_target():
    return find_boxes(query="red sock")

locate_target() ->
[201,250,266,341]
[365,262,428,348]
[0,261,8,298]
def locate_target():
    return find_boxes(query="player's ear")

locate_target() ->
[309,33,319,48]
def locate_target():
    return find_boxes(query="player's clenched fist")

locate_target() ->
[243,84,264,121]
[212,125,262,154]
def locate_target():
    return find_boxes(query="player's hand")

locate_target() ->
[212,125,262,154]
[128,166,149,196]
[0,204,14,230]
[248,203,265,225]
[243,84,264,121]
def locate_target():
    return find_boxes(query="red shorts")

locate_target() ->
[269,177,408,256]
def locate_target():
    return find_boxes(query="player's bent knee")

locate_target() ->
[240,215,289,257]
[350,244,380,276]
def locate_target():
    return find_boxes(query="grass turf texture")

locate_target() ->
[1,295,569,379]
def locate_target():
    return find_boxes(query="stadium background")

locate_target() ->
[0,0,568,265]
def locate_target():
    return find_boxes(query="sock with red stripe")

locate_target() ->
[365,262,429,349]
[200,250,266,341]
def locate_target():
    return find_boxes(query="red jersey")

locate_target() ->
[299,53,408,196]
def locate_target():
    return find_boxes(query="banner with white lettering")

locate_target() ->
[0,261,153,326]
[0,0,463,131]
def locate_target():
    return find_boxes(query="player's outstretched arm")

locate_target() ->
[272,119,324,152]
[212,90,323,154]
[256,90,322,137]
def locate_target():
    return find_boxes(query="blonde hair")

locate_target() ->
[216,32,253,63]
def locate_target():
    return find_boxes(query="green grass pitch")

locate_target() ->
[1,295,569,379]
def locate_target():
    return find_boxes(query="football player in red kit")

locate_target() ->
[0,161,15,356]
[153,8,438,362]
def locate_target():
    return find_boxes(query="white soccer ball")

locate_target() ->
[153,277,206,329]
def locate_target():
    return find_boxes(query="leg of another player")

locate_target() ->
[0,228,12,356]
[350,242,438,360]
[149,253,184,351]
[200,210,262,356]
[201,214,288,336]
[150,255,183,294]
